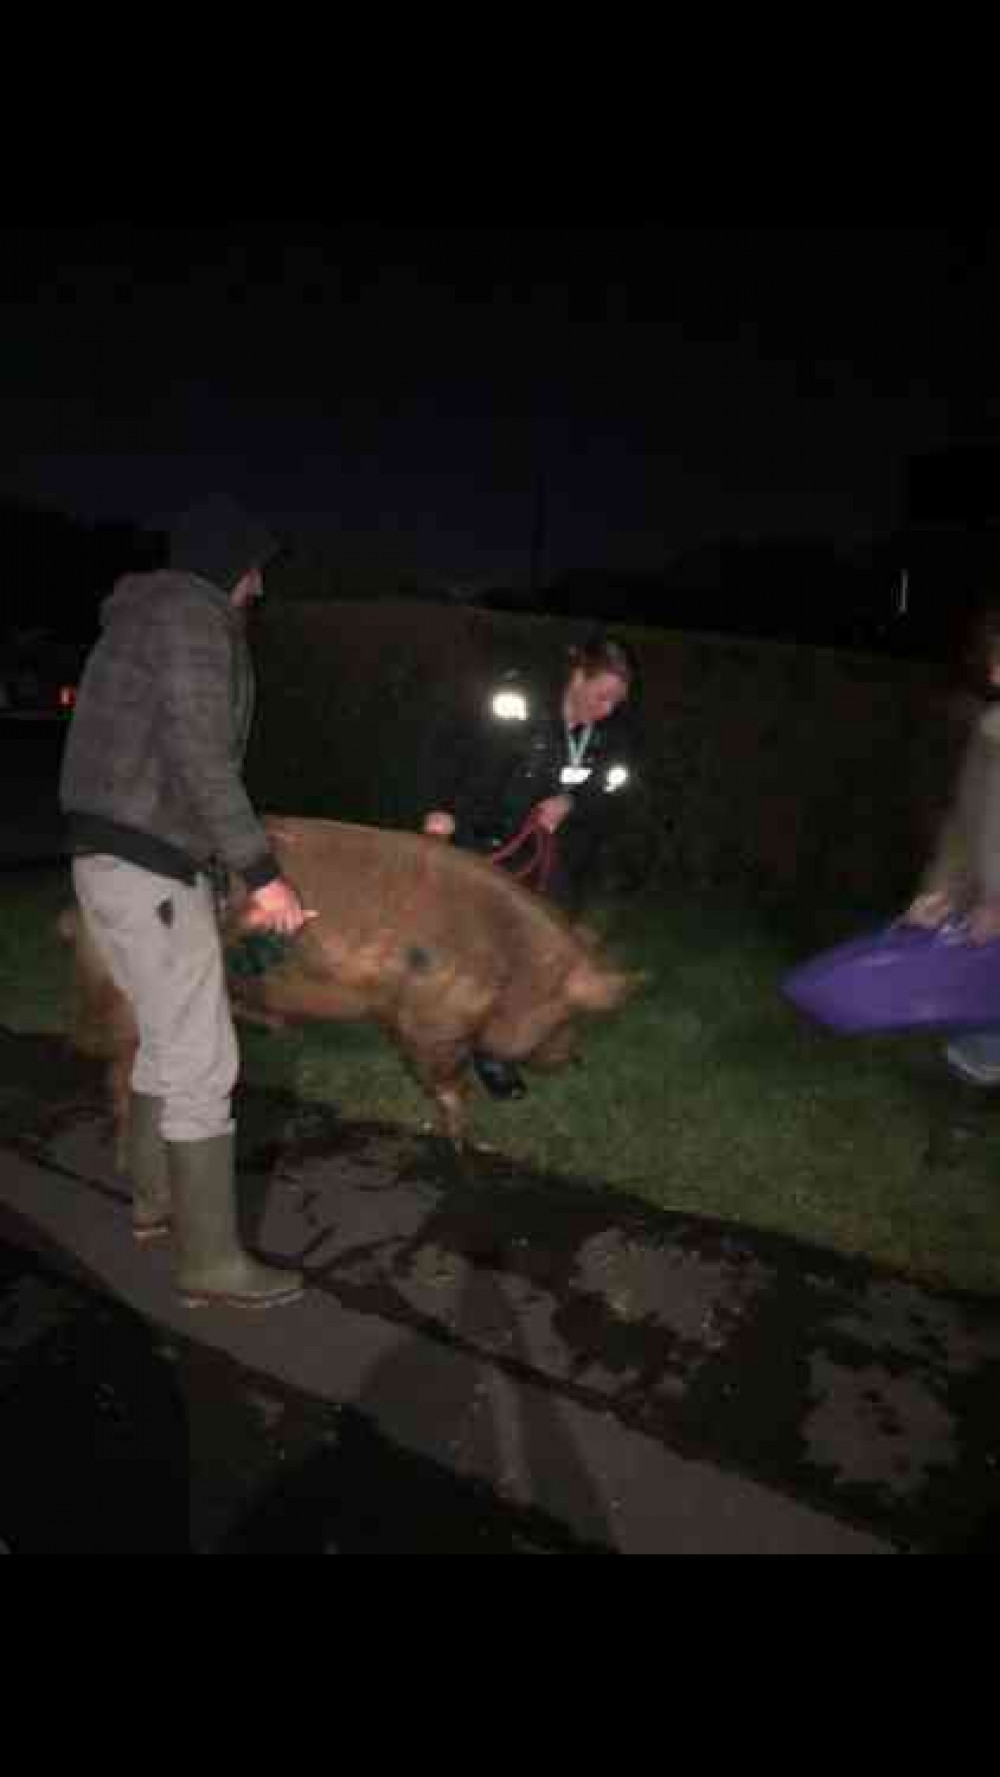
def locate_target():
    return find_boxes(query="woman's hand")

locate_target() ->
[534,795,573,834]
[903,889,954,929]
[967,896,1000,945]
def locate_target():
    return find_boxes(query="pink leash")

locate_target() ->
[488,808,556,892]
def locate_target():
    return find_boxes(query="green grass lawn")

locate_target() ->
[4,864,999,1297]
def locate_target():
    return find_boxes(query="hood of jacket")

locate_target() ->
[166,494,281,594]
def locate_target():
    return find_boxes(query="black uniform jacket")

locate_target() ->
[419,660,636,855]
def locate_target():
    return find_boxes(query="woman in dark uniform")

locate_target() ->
[419,629,637,1098]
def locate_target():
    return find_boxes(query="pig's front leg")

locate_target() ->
[391,1034,473,1149]
[433,1078,470,1148]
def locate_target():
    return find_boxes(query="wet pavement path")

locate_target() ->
[0,1225,604,1554]
[2,1026,1000,1553]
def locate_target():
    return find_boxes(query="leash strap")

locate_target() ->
[488,808,556,892]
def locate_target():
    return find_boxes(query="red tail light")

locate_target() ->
[59,685,77,710]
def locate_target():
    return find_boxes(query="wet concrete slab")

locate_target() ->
[2,1026,998,1552]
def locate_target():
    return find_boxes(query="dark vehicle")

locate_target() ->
[0,631,86,722]
[0,630,85,863]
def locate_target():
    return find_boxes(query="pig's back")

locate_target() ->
[263,816,574,976]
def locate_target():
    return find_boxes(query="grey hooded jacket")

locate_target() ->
[59,568,278,888]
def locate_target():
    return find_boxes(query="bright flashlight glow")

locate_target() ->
[492,691,528,721]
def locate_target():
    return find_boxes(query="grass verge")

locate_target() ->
[3,864,998,1296]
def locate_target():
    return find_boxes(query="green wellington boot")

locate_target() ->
[166,1131,305,1310]
[127,1092,172,1243]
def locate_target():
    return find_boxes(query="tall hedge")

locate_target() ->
[245,600,966,909]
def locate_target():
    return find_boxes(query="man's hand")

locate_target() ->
[903,889,954,929]
[534,795,573,834]
[246,877,318,936]
[423,811,456,840]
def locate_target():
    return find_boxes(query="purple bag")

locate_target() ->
[781,920,1000,1035]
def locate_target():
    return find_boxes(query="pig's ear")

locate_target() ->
[566,964,648,1013]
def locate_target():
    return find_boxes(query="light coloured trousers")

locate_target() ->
[72,855,239,1142]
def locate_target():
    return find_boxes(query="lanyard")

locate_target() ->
[565,722,593,768]
[562,722,594,787]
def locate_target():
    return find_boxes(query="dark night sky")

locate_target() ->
[4,224,999,581]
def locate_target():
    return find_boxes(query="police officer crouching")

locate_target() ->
[420,630,637,1099]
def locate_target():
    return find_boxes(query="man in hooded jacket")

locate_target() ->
[60,495,312,1310]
